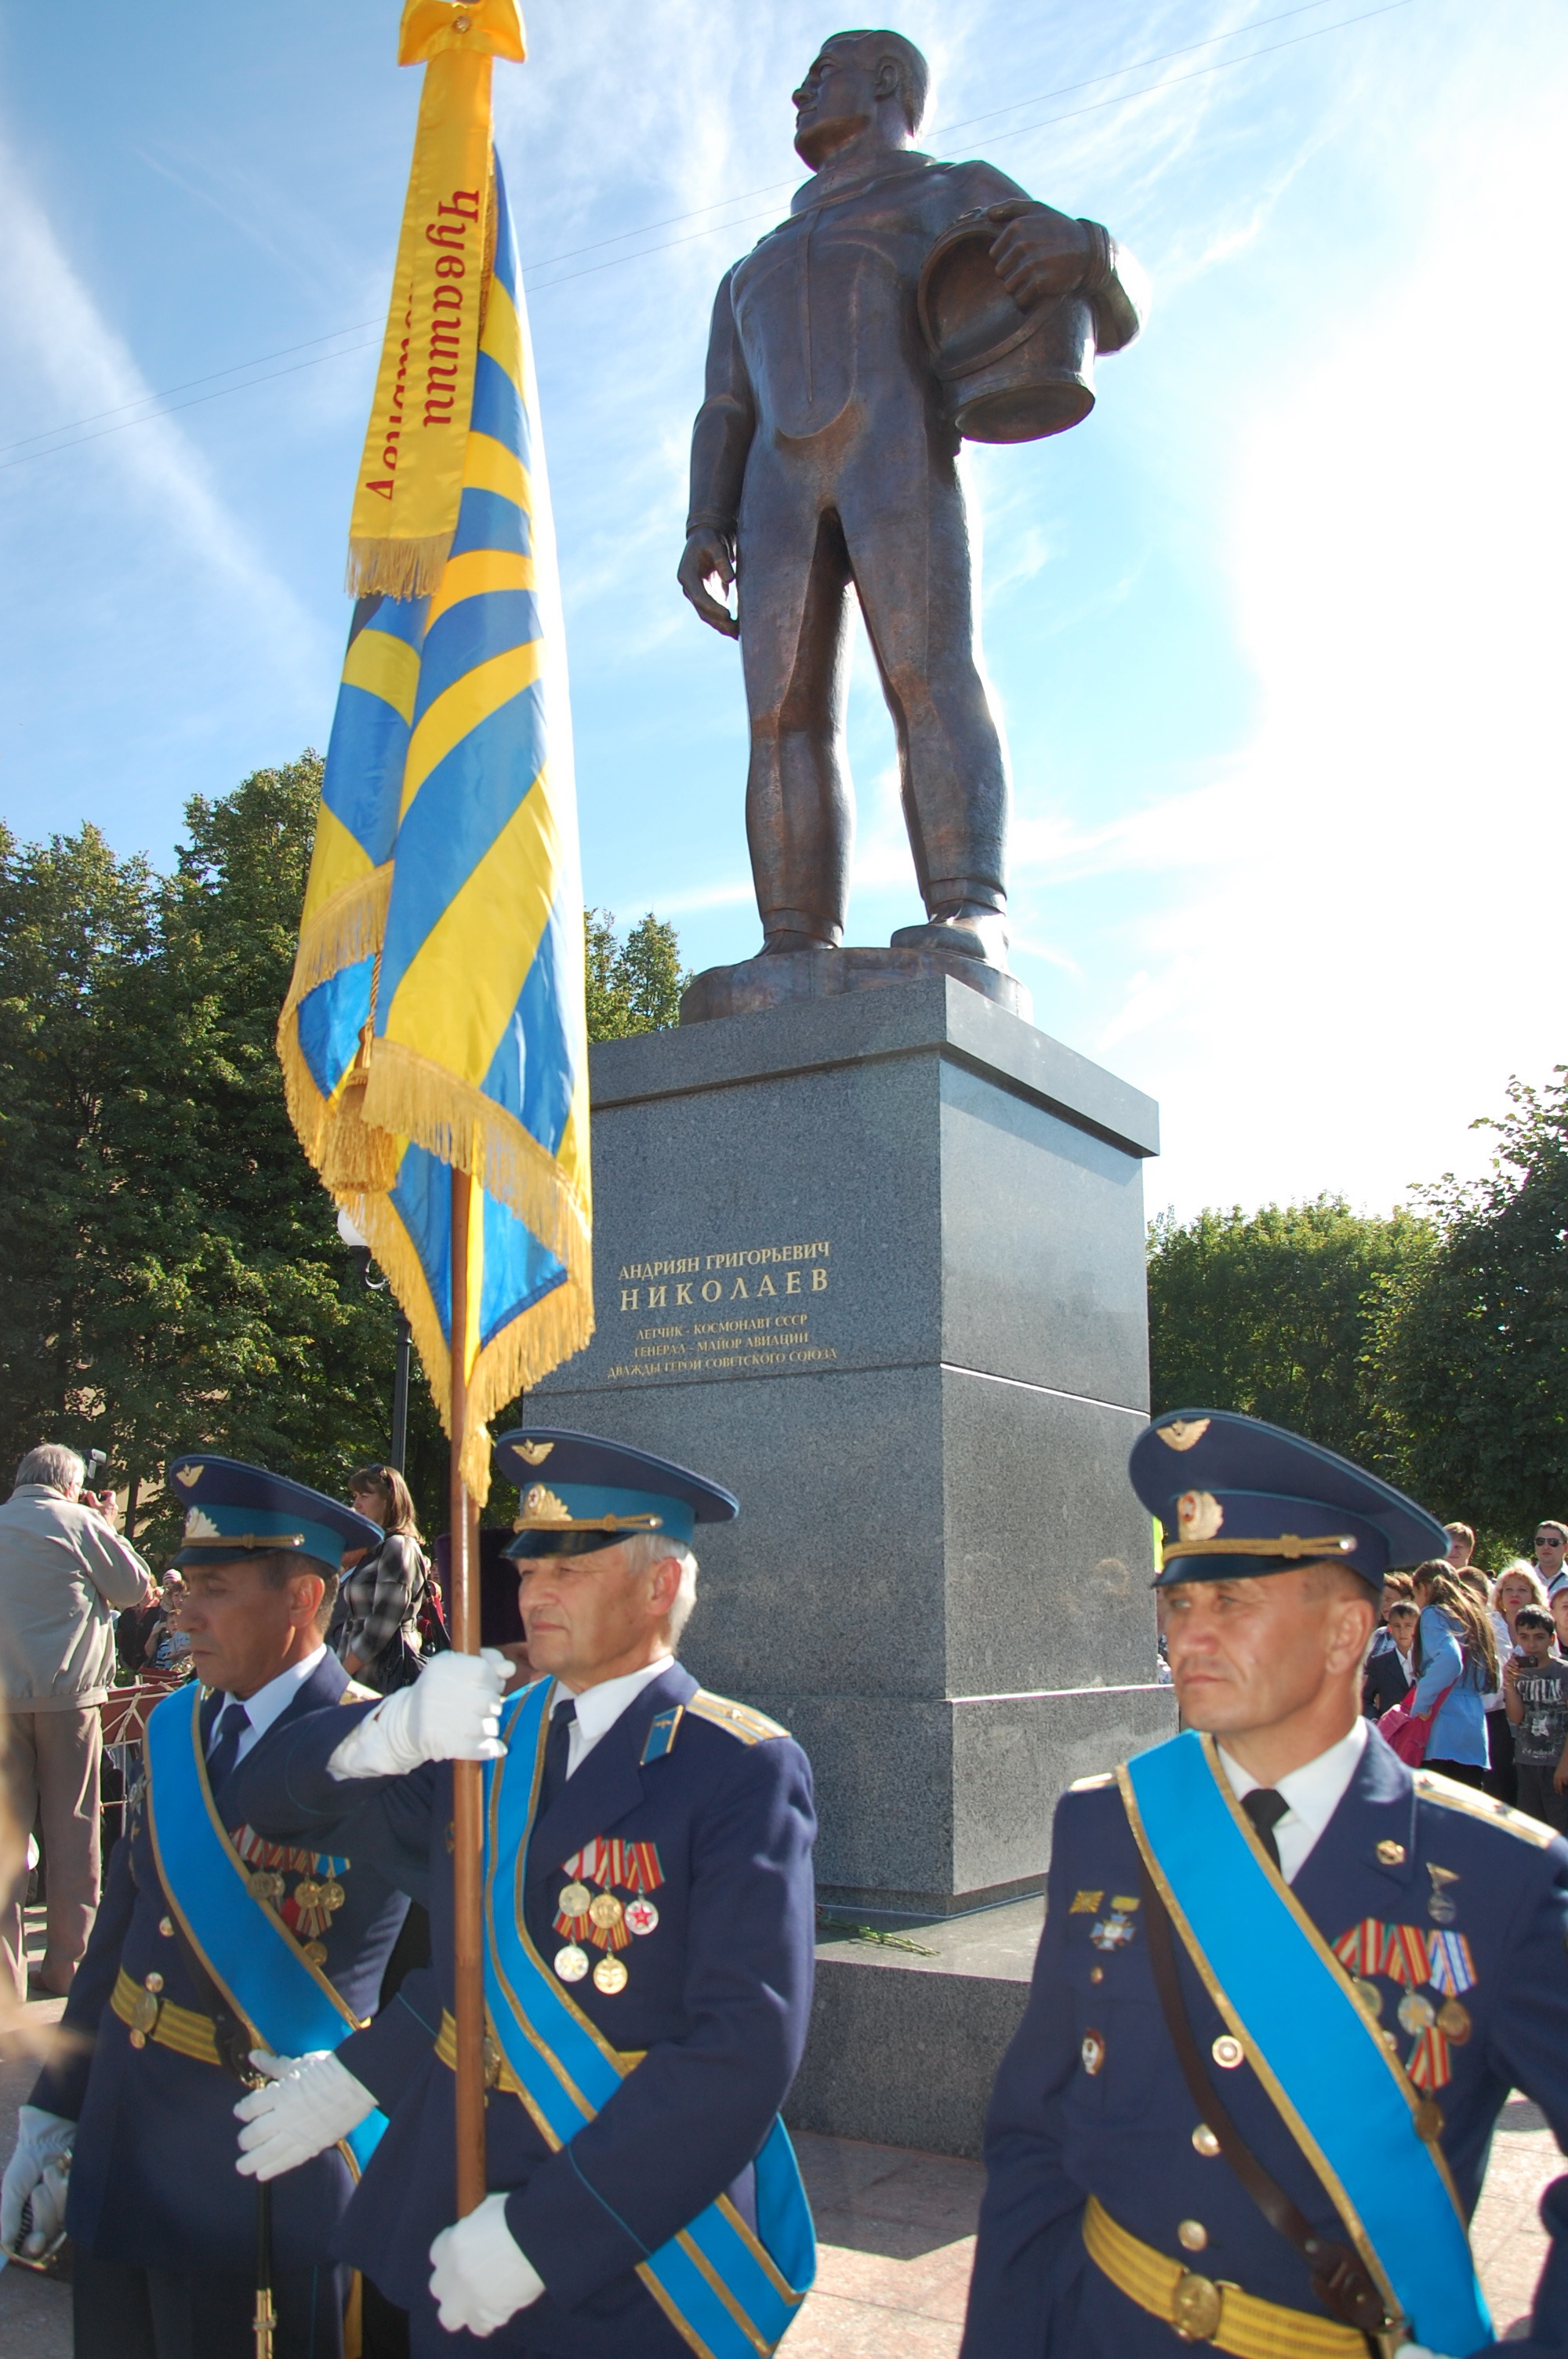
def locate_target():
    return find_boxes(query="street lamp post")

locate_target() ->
[336,1207,412,1476]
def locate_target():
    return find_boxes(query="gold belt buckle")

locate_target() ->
[1171,2270,1224,2343]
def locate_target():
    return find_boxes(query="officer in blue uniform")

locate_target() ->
[222,1427,818,2356]
[962,1409,1568,2359]
[0,1456,412,2359]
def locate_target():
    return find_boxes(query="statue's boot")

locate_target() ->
[760,928,837,954]
[890,901,1010,965]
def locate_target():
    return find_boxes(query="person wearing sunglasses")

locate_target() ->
[1533,1521,1568,1601]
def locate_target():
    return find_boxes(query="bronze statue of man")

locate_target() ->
[679,29,1144,969]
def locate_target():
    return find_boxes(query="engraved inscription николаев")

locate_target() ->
[607,1241,834,1382]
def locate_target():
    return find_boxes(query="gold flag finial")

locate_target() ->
[399,0,525,64]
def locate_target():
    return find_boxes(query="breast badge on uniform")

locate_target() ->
[553,1837,665,1993]
[1334,1919,1477,2090]
[1090,1896,1141,1952]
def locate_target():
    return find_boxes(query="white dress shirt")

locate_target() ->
[1218,1715,1368,1885]
[211,1644,328,1768]
[550,1656,674,1779]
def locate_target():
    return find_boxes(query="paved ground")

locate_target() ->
[1,1899,1557,2356]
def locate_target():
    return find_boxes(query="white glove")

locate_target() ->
[234,2049,376,2180]
[327,1648,510,1779]
[1,2106,74,2258]
[429,2191,544,2337]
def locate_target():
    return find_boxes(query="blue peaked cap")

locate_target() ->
[492,1427,739,1558]
[1130,1408,1449,1589]
[167,1454,383,1573]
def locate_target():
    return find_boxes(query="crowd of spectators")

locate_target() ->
[1363,1510,1568,1830]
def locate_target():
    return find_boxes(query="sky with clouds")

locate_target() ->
[1,0,1563,1219]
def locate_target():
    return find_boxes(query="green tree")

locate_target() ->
[1146,1196,1436,1470]
[585,909,688,1040]
[1369,1070,1568,1550]
[0,762,405,1550]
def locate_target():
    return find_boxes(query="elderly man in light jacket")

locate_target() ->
[0,1446,151,2000]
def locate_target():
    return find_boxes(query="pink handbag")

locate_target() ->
[1379,1681,1456,1765]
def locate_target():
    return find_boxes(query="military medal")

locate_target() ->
[1426,1864,1460,1926]
[293,1877,323,1910]
[318,1879,346,1914]
[624,1898,659,1936]
[1352,1977,1382,2019]
[593,1954,629,1995]
[302,1941,328,1967]
[1397,1990,1436,2035]
[249,1870,285,1903]
[1436,1998,1471,2041]
[559,1881,591,1917]
[1428,1929,1475,1996]
[554,1944,590,1983]
[1080,2030,1105,2076]
[590,1892,625,1932]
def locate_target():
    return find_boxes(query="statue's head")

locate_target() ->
[793,30,929,165]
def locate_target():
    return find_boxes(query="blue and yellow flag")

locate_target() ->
[278,2,591,1497]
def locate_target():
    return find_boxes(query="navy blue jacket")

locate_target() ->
[961,1728,1568,2359]
[1362,1636,1417,1719]
[31,1652,409,2274]
[223,1662,817,2357]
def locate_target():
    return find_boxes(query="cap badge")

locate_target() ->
[521,1484,572,1524]
[173,1464,201,1488]
[1158,1418,1210,1452]
[184,1507,223,1539]
[518,1441,554,1464]
[1177,1492,1225,1542]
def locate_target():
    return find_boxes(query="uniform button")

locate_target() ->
[144,1972,164,1994]
[1178,2219,1209,2252]
[1080,2030,1106,2077]
[1191,2124,1221,2157]
[1376,1840,1406,1865]
[159,1917,174,1939]
[1089,1965,1105,1984]
[1211,2034,1244,2069]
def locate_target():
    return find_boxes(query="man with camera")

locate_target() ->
[0,1443,153,2001]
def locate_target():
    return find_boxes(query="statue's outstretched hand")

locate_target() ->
[988,202,1094,310]
[679,529,739,640]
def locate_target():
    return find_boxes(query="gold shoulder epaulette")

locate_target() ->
[1069,1772,1116,1793]
[1414,1769,1557,1848]
[340,1680,379,1704]
[687,1690,790,1745]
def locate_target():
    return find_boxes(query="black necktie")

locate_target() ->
[540,1699,576,1812]
[1242,1787,1290,1870]
[205,1699,251,1790]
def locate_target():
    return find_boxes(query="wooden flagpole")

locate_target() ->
[448,1164,487,2215]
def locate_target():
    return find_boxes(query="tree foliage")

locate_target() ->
[1146,1197,1436,1471]
[1368,1070,1568,1547]
[585,909,688,1039]
[0,764,691,1555]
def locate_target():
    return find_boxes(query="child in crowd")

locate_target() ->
[1504,1605,1568,1831]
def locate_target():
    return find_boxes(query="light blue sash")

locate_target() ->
[482,1680,815,2357]
[1123,1731,1490,2356]
[143,1683,386,2170]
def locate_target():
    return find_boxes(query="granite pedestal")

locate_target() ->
[535,975,1174,1917]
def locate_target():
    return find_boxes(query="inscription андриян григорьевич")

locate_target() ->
[606,1241,833,1382]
